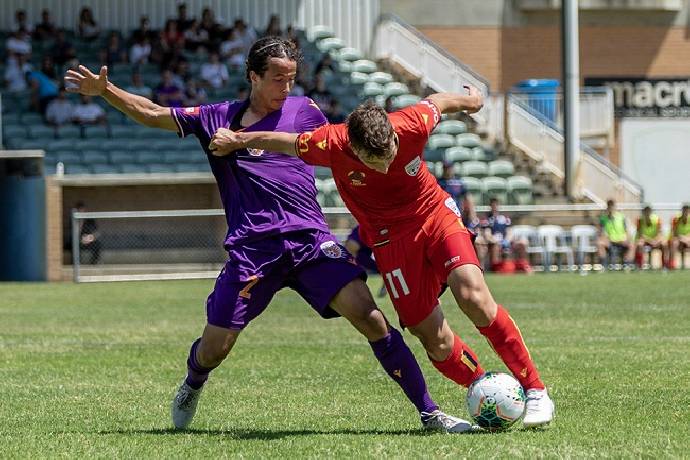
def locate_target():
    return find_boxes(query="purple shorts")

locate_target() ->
[206,230,366,329]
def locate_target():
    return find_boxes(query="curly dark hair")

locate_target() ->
[245,36,302,82]
[346,102,396,159]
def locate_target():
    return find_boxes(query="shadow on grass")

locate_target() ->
[96,427,434,439]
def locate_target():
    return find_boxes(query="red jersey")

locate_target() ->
[297,100,460,247]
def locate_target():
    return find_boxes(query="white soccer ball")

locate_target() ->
[466,372,526,430]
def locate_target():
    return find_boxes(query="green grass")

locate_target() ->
[2,272,689,458]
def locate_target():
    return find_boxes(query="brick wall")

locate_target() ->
[45,177,63,281]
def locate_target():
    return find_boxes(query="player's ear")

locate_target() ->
[249,70,259,84]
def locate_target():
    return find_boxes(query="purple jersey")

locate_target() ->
[171,97,329,248]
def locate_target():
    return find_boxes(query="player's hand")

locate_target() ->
[64,65,109,96]
[462,85,483,113]
[209,128,243,156]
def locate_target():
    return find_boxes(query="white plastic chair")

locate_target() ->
[571,225,598,268]
[510,225,544,266]
[538,225,574,270]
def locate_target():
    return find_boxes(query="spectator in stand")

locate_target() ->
[5,29,32,58]
[219,28,245,71]
[437,163,464,201]
[132,15,156,43]
[233,18,257,57]
[155,69,184,107]
[27,56,59,113]
[100,31,128,67]
[73,94,106,125]
[669,204,690,269]
[77,7,101,41]
[184,20,210,54]
[184,79,208,106]
[14,10,33,34]
[3,54,32,92]
[384,95,395,113]
[34,9,57,41]
[52,29,77,67]
[634,205,668,269]
[481,198,531,273]
[199,52,230,90]
[46,86,75,126]
[285,25,299,46]
[314,53,337,75]
[461,195,488,269]
[307,73,334,111]
[161,19,185,51]
[597,198,634,268]
[176,3,195,33]
[124,72,153,99]
[263,14,282,37]
[200,8,221,45]
[324,100,346,123]
[129,35,152,66]
[75,202,101,265]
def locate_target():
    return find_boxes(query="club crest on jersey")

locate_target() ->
[348,170,366,186]
[445,196,462,217]
[320,241,343,259]
[405,156,422,176]
[184,106,200,115]
[247,148,264,157]
[298,132,312,154]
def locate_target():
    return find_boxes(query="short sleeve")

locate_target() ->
[170,106,203,138]
[393,99,441,138]
[296,124,341,167]
[296,97,328,132]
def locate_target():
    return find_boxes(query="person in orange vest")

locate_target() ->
[634,205,667,269]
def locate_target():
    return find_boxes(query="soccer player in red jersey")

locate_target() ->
[209,87,555,427]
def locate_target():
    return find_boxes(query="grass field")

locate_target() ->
[2,272,689,458]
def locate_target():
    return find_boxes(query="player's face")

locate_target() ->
[353,133,399,174]
[251,57,296,111]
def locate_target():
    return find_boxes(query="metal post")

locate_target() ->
[562,0,580,199]
[72,209,80,282]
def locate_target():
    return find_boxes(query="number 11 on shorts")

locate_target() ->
[384,268,410,299]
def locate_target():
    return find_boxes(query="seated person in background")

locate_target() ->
[124,72,153,99]
[3,53,32,93]
[154,70,184,107]
[34,9,57,41]
[199,52,230,90]
[75,202,101,265]
[183,79,208,106]
[314,53,337,75]
[635,205,667,268]
[669,204,690,269]
[129,35,152,65]
[219,28,245,71]
[100,31,127,67]
[324,100,347,124]
[46,86,75,126]
[52,29,77,67]
[437,163,464,201]
[481,198,531,273]
[597,198,634,267]
[27,57,59,113]
[73,94,106,125]
[344,225,387,298]
[77,7,101,41]
[461,194,487,269]
[307,73,334,111]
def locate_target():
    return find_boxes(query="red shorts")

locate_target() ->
[372,207,480,328]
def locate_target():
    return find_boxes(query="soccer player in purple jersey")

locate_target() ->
[64,37,473,433]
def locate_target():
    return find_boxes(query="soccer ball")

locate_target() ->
[466,372,526,430]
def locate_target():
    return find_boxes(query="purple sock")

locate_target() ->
[185,338,216,390]
[369,327,439,414]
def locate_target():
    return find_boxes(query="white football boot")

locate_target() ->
[421,410,475,433]
[171,380,204,429]
[523,388,555,428]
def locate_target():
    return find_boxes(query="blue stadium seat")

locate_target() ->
[101,139,123,150]
[368,72,393,85]
[137,152,160,164]
[83,125,109,139]
[392,94,421,110]
[455,133,481,148]
[460,161,489,179]
[384,82,409,98]
[424,148,445,163]
[482,176,509,205]
[488,160,515,179]
[164,151,193,163]
[337,47,363,62]
[56,151,82,164]
[362,82,384,97]
[14,139,45,150]
[3,125,28,142]
[120,163,148,174]
[175,163,202,173]
[56,125,82,139]
[427,134,456,150]
[28,125,56,139]
[91,163,121,174]
[127,140,150,152]
[435,120,467,135]
[109,150,137,163]
[82,150,110,163]
[110,125,135,138]
[351,60,377,74]
[1,113,21,125]
[462,177,484,201]
[508,176,534,205]
[64,164,90,175]
[48,139,76,150]
[314,166,332,179]
[21,113,44,125]
[445,146,474,163]
[148,163,176,173]
[75,139,102,150]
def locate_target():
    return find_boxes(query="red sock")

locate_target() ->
[430,334,484,387]
[477,305,545,390]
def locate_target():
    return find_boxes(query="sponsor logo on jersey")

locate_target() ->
[420,99,440,125]
[316,139,327,150]
[445,196,462,217]
[393,369,402,378]
[405,156,422,176]
[298,132,312,154]
[444,255,461,267]
[348,170,366,186]
[184,106,200,115]
[247,148,264,157]
[320,241,343,259]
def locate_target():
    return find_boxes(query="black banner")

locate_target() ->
[585,77,690,117]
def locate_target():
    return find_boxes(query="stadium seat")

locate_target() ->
[82,150,110,163]
[148,163,176,173]
[64,163,90,175]
[310,25,335,41]
[461,176,483,201]
[392,94,421,110]
[110,125,135,138]
[425,161,443,178]
[121,163,148,174]
[91,163,120,174]
[482,176,509,205]
[164,151,192,163]
[488,160,515,178]
[445,146,473,164]
[109,150,137,163]
[435,120,467,135]
[351,60,377,74]
[460,161,489,179]
[317,37,345,53]
[570,225,598,268]
[538,225,574,270]
[362,82,384,97]
[48,139,76,150]
[14,139,45,150]
[28,125,56,140]
[55,151,82,164]
[368,72,394,85]
[100,139,123,150]
[175,163,204,173]
[137,152,161,164]
[350,72,369,85]
[427,134,455,150]
[127,140,150,152]
[337,47,363,62]
[507,176,534,205]
[314,166,332,179]
[83,125,109,139]
[455,133,481,148]
[21,113,44,125]
[471,146,490,162]
[56,125,82,139]
[2,113,21,125]
[424,148,445,163]
[111,62,132,76]
[3,124,28,141]
[337,60,352,73]
[384,82,409,98]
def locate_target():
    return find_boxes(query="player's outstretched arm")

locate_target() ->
[209,128,299,157]
[64,65,177,131]
[426,85,484,115]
